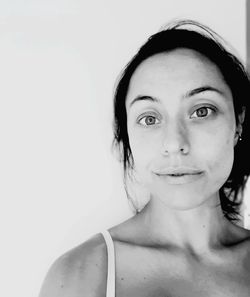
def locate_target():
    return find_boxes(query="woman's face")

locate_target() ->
[125,49,237,210]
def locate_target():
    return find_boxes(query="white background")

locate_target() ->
[0,1,247,296]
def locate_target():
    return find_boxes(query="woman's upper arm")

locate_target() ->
[39,254,71,297]
[39,234,107,297]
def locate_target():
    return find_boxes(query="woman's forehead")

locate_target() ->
[131,49,220,82]
[126,49,232,103]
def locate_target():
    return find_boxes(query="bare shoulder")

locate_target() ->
[233,224,250,243]
[39,233,108,297]
[240,226,250,249]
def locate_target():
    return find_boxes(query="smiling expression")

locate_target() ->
[125,49,237,210]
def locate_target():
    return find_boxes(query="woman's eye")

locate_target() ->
[190,107,216,119]
[138,115,160,126]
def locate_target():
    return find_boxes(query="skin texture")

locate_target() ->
[39,49,250,297]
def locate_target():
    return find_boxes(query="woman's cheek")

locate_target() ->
[206,134,235,189]
[130,138,158,182]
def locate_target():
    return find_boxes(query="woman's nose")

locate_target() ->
[161,122,190,156]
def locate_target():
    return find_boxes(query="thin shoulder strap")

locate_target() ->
[101,230,116,297]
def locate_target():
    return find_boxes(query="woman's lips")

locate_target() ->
[154,167,203,175]
[154,170,204,184]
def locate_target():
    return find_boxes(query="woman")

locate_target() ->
[39,20,250,297]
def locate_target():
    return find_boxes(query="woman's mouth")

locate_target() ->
[154,168,204,184]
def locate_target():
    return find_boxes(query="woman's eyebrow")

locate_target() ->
[129,86,226,108]
[129,95,159,107]
[183,85,225,98]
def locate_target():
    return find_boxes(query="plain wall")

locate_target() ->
[0,1,247,296]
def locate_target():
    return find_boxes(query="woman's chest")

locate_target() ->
[114,246,250,297]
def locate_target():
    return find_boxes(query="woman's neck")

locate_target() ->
[135,194,236,255]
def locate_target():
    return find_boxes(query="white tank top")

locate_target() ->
[101,230,116,297]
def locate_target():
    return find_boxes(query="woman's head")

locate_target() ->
[112,20,250,220]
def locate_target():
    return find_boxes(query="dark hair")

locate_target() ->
[112,20,250,221]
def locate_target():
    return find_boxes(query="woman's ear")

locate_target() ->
[234,106,246,146]
[112,142,124,163]
[238,106,246,125]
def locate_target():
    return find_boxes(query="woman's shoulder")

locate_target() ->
[39,232,108,297]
